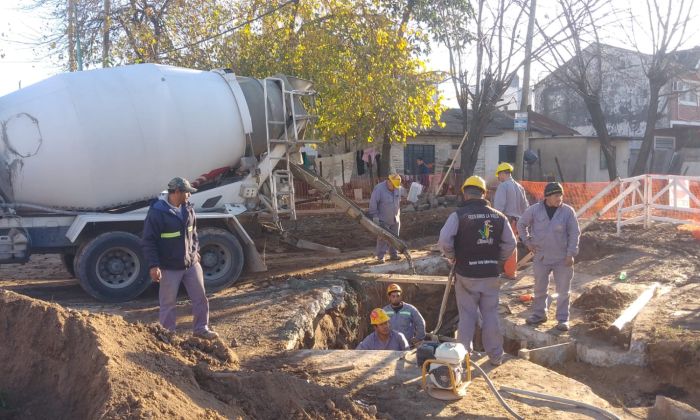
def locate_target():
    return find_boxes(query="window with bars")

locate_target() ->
[404,144,435,175]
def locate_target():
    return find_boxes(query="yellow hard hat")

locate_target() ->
[387,283,402,295]
[369,308,390,325]
[496,162,514,176]
[388,174,402,188]
[461,175,487,193]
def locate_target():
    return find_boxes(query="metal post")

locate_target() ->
[644,175,651,228]
[514,0,537,179]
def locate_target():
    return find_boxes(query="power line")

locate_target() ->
[158,0,298,57]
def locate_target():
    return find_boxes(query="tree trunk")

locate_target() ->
[631,81,662,176]
[102,0,111,67]
[68,0,77,71]
[380,133,392,178]
[461,117,486,178]
[582,96,617,180]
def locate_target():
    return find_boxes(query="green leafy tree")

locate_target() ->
[29,0,443,172]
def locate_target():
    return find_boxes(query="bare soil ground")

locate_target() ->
[1,211,699,418]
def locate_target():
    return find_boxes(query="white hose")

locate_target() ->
[499,386,621,420]
[471,362,524,420]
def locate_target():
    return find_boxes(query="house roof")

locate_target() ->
[534,43,700,88]
[671,46,700,71]
[422,108,579,137]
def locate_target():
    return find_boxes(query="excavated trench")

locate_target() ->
[292,255,700,413]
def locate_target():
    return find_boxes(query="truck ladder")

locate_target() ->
[263,77,319,226]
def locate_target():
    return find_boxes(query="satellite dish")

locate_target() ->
[524,149,538,164]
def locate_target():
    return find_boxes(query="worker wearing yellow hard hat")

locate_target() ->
[383,283,426,345]
[460,175,487,193]
[356,308,409,350]
[495,162,514,177]
[368,172,403,264]
[437,175,516,366]
[493,162,529,280]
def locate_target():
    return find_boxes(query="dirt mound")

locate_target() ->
[577,222,700,285]
[266,208,454,252]
[572,284,635,344]
[194,365,375,419]
[576,234,625,262]
[0,289,241,419]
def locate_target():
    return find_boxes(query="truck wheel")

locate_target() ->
[75,232,151,302]
[198,227,244,292]
[61,253,76,278]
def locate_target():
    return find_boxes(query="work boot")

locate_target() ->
[368,257,385,265]
[555,321,569,331]
[489,354,504,366]
[193,329,219,340]
[525,315,547,326]
[388,254,401,261]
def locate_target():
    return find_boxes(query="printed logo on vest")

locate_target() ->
[477,220,494,245]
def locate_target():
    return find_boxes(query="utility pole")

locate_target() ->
[514,0,536,180]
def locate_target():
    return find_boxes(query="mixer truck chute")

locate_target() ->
[0,64,412,302]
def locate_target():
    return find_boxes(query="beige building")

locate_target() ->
[397,109,580,184]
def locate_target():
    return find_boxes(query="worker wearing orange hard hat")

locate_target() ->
[382,283,426,345]
[437,175,516,366]
[493,162,529,279]
[356,308,409,350]
[368,172,403,264]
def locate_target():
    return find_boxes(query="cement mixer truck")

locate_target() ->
[0,64,410,302]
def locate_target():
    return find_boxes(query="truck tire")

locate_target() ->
[75,231,151,302]
[198,227,244,292]
[61,253,76,278]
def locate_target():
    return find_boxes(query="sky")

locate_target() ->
[0,1,57,96]
[1,0,699,100]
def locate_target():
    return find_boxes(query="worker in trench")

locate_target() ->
[383,283,426,347]
[141,177,219,340]
[438,175,516,366]
[518,182,581,331]
[356,308,410,350]
[492,162,529,280]
[368,173,403,263]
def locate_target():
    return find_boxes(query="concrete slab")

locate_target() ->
[501,270,649,367]
[283,349,627,419]
[519,342,577,367]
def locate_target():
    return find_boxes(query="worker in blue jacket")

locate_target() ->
[517,182,581,331]
[368,173,403,263]
[382,283,426,345]
[356,308,410,351]
[141,177,218,340]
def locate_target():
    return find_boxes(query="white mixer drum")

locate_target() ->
[0,64,248,210]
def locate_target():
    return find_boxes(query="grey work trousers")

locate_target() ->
[531,259,574,322]
[376,222,400,259]
[454,274,503,359]
[159,262,210,333]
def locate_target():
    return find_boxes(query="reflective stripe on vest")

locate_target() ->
[160,231,181,239]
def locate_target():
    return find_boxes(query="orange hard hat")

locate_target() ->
[387,283,402,295]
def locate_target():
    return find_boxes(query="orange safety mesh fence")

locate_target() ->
[521,177,700,224]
